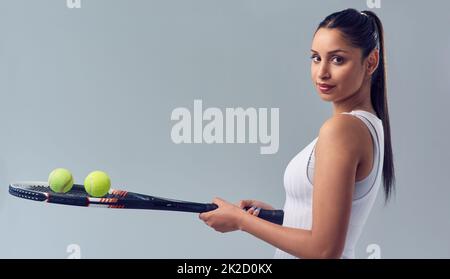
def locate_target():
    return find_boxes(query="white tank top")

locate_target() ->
[274,110,384,259]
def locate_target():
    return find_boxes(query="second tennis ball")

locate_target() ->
[48,168,74,193]
[84,170,111,197]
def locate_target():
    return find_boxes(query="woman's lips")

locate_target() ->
[317,83,336,93]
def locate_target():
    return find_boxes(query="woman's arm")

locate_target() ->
[238,115,366,258]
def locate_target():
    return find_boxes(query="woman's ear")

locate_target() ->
[367,48,380,76]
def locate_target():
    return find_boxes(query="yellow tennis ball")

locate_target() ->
[84,170,111,197]
[48,168,74,193]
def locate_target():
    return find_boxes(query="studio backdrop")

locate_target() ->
[0,0,449,258]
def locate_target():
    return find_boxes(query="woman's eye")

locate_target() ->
[332,56,344,64]
[310,55,320,62]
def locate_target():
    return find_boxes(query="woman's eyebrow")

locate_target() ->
[310,49,349,54]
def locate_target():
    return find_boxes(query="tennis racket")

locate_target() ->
[9,181,284,225]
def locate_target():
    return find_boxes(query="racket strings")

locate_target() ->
[9,187,47,201]
[27,185,53,193]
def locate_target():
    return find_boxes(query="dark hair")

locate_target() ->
[316,8,395,203]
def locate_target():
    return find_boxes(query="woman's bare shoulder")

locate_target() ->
[317,114,370,153]
[321,113,368,134]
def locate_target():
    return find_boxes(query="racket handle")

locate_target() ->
[245,207,284,225]
[204,203,284,225]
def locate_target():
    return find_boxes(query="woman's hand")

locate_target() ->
[199,197,247,233]
[238,200,275,216]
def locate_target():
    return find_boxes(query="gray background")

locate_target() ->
[0,0,449,258]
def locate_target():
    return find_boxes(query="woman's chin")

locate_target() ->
[317,92,335,101]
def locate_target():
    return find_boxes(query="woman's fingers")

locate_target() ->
[245,206,260,216]
[253,207,261,216]
[238,200,253,209]
[238,200,263,216]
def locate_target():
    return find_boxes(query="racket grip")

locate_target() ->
[244,207,284,225]
[204,204,284,225]
[204,203,219,212]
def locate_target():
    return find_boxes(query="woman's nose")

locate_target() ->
[318,63,331,80]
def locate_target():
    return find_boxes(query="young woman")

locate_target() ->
[199,8,395,259]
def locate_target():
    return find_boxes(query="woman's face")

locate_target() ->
[310,28,367,102]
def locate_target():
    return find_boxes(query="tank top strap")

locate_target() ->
[340,110,382,199]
